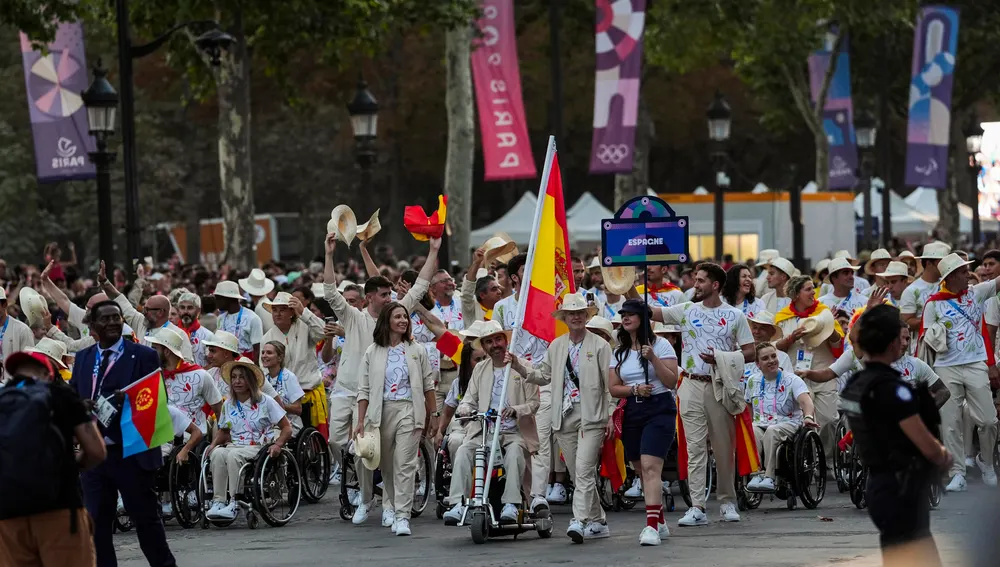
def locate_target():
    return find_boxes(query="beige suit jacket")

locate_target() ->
[458,357,540,453]
[523,331,612,431]
[357,340,435,430]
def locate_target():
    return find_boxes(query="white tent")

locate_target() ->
[693,186,709,195]
[469,191,538,245]
[904,187,999,233]
[853,190,937,235]
[566,191,615,243]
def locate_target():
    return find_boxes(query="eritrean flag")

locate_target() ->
[520,137,574,342]
[120,369,173,457]
[404,194,447,241]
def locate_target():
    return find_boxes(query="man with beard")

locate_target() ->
[571,256,587,296]
[176,292,212,367]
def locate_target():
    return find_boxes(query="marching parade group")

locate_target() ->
[0,209,991,567]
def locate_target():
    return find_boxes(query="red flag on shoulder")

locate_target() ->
[404,195,448,241]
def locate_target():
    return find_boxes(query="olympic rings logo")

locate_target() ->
[596,144,630,164]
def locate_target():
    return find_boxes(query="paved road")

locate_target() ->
[114,482,980,567]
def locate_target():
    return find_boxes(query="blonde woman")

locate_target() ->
[355,302,436,537]
[260,340,305,434]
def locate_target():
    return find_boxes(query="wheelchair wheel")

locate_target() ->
[252,446,302,527]
[929,480,941,509]
[597,474,616,511]
[297,428,331,504]
[168,444,204,529]
[435,444,451,518]
[849,452,867,509]
[114,510,133,532]
[833,422,850,493]
[793,429,826,509]
[198,451,238,528]
[339,451,358,521]
[411,439,433,518]
[736,475,761,511]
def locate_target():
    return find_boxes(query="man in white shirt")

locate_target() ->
[430,270,463,410]
[754,249,780,298]
[818,258,867,316]
[899,241,949,355]
[147,327,223,435]
[212,280,264,361]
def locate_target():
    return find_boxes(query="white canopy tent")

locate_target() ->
[904,187,999,233]
[565,191,615,242]
[468,191,538,245]
[853,190,937,235]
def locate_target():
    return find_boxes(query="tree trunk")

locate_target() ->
[180,80,201,264]
[444,24,475,264]
[614,92,652,209]
[814,131,830,192]
[216,7,255,270]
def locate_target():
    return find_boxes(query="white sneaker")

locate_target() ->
[977,455,998,487]
[500,503,519,522]
[394,518,411,536]
[376,481,385,490]
[548,483,567,504]
[678,507,708,526]
[966,456,976,469]
[945,473,967,493]
[187,492,199,508]
[624,478,643,498]
[215,501,237,520]
[116,494,126,515]
[585,521,611,539]
[657,522,669,538]
[416,481,426,497]
[758,477,775,491]
[544,484,554,500]
[530,496,549,514]
[661,480,672,495]
[329,470,342,486]
[443,503,466,526]
[567,518,584,543]
[205,501,226,519]
[747,476,763,490]
[347,488,361,507]
[382,508,395,527]
[352,502,370,524]
[639,525,661,546]
[720,502,740,522]
[161,502,173,516]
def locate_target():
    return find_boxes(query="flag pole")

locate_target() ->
[481,135,556,508]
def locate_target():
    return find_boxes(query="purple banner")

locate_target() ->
[904,6,960,189]
[808,29,857,189]
[589,0,646,174]
[20,23,96,182]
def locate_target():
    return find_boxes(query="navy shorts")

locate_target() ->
[621,392,677,462]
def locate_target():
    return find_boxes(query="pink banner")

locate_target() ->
[471,0,536,181]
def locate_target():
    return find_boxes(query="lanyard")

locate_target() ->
[91,341,125,400]
[946,299,979,328]
[435,301,459,325]
[742,298,749,314]
[272,369,285,393]
[223,308,244,335]
[759,370,781,417]
[605,302,616,318]
[836,291,852,314]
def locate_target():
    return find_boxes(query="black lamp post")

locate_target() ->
[347,78,379,197]
[965,116,984,246]
[706,90,731,261]
[855,108,877,251]
[82,61,120,268]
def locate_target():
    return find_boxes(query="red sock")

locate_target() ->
[659,506,665,524]
[646,504,662,529]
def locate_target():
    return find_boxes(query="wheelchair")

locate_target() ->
[832,418,851,493]
[156,438,209,528]
[434,436,453,519]
[845,437,941,511]
[744,426,827,510]
[198,443,302,529]
[294,403,332,504]
[338,437,433,520]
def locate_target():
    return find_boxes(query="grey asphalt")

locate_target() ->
[114,482,980,567]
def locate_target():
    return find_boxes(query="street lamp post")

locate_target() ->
[347,78,379,202]
[855,108,877,251]
[706,91,731,261]
[965,117,984,247]
[82,61,120,268]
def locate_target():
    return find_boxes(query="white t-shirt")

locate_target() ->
[563,340,583,406]
[490,367,516,432]
[597,295,625,320]
[266,368,305,433]
[218,395,286,447]
[818,290,868,316]
[744,370,811,427]
[217,307,264,355]
[823,277,871,297]
[164,368,223,434]
[762,291,791,315]
[899,278,939,318]
[384,344,413,401]
[892,355,939,386]
[644,287,687,309]
[493,295,548,365]
[444,377,462,409]
[828,345,864,392]
[742,350,793,388]
[167,404,193,438]
[611,336,676,396]
[660,301,754,377]
[922,280,996,367]
[725,297,766,321]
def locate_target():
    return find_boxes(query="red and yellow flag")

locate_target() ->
[521,141,574,342]
[404,194,448,241]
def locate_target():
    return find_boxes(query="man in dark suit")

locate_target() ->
[69,300,176,567]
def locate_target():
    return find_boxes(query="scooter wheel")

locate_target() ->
[470,510,489,544]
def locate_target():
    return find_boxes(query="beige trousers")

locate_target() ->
[753,422,798,478]
[803,378,838,463]
[678,378,736,508]
[379,400,422,519]
[554,406,605,524]
[450,432,526,505]
[963,402,975,459]
[530,402,553,498]
[937,362,998,477]
[446,420,465,463]
[437,368,457,412]
[210,445,259,502]
[328,393,374,503]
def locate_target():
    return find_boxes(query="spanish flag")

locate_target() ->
[404,194,448,241]
[120,369,174,458]
[436,330,464,365]
[521,137,574,342]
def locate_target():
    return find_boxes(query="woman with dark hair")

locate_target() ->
[355,302,436,536]
[722,264,765,320]
[608,299,678,546]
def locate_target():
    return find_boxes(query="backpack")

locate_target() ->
[0,380,67,519]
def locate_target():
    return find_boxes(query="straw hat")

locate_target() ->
[311,282,325,299]
[329,205,358,246]
[875,261,914,282]
[459,320,488,341]
[239,268,275,297]
[586,257,602,272]
[757,249,780,266]
[482,233,518,267]
[356,209,382,242]
[220,359,265,388]
[27,337,68,369]
[203,331,241,355]
[601,265,637,295]
[18,287,48,328]
[799,310,837,349]
[213,280,244,301]
[653,322,681,335]
[611,312,622,327]
[937,253,973,280]
[769,257,796,278]
[863,249,893,275]
[147,327,189,360]
[553,294,598,320]
[585,316,615,345]
[470,320,513,351]
[918,241,951,260]
[832,250,856,262]
[814,258,831,275]
[0,288,6,301]
[747,310,783,341]
[895,250,923,275]
[263,291,293,313]
[354,430,381,471]
[823,258,860,283]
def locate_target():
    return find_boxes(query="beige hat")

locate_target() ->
[203,330,240,355]
[769,257,796,278]
[601,265,637,295]
[585,316,616,345]
[747,310,784,341]
[757,249,780,266]
[263,291,293,313]
[356,209,382,242]
[19,287,48,328]
[611,312,622,327]
[0,288,5,301]
[864,249,893,275]
[824,258,860,283]
[832,250,856,262]
[553,294,598,320]
[653,322,681,335]
[354,430,381,471]
[895,250,923,275]
[799,310,837,349]
[482,233,519,267]
[586,257,602,272]
[875,261,914,282]
[311,282,325,299]
[475,267,489,280]
[27,337,68,369]
[918,241,951,260]
[814,258,831,275]
[221,359,266,390]
[470,320,513,351]
[239,268,275,297]
[937,253,973,280]
[329,205,358,246]
[147,327,189,360]
[459,320,488,341]
[213,280,244,301]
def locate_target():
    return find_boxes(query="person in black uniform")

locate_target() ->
[840,304,951,567]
